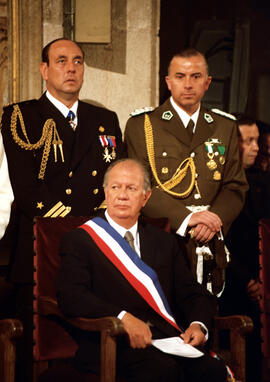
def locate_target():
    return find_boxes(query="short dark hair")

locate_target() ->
[233,113,257,127]
[41,38,84,65]
[103,158,151,193]
[168,48,209,75]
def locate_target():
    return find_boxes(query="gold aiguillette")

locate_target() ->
[52,129,65,163]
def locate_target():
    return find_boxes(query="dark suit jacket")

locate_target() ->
[1,94,125,282]
[222,167,270,304]
[56,215,215,372]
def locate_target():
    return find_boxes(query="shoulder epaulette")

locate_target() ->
[3,102,15,110]
[130,106,154,117]
[211,108,236,121]
[3,99,38,110]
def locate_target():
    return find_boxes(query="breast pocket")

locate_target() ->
[154,144,188,182]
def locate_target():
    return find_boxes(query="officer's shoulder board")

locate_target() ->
[130,106,154,117]
[3,99,38,111]
[3,102,15,110]
[211,108,236,121]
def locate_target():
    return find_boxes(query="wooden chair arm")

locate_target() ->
[0,319,23,340]
[37,296,125,382]
[214,314,253,335]
[37,295,125,335]
[0,319,23,382]
[213,315,253,382]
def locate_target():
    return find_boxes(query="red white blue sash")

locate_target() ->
[80,217,181,332]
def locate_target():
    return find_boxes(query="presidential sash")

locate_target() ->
[80,217,181,332]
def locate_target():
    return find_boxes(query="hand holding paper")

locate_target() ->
[152,336,203,358]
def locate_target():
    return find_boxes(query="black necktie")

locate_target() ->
[186,119,195,140]
[124,231,136,252]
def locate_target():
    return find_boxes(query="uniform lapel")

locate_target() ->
[190,107,215,150]
[153,99,191,147]
[38,93,75,155]
[71,101,99,169]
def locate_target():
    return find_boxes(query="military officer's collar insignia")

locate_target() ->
[204,113,213,123]
[162,110,173,120]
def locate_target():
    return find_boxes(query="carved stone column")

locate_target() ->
[19,0,42,101]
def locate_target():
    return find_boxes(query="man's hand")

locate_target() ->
[121,312,152,348]
[181,323,207,347]
[246,279,262,302]
[189,223,216,243]
[188,211,222,232]
[187,211,222,243]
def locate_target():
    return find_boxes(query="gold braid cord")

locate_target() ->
[10,104,60,180]
[144,113,196,198]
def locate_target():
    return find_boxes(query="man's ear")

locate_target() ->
[142,189,152,207]
[205,75,212,90]
[165,76,171,91]
[40,62,48,81]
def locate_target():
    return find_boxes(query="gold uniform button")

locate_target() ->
[161,167,168,174]
[92,170,97,176]
[66,188,72,195]
[162,151,167,157]
[69,171,73,178]
[93,188,99,195]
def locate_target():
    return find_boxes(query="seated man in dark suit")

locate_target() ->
[56,158,227,382]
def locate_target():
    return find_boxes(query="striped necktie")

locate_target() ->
[67,110,76,130]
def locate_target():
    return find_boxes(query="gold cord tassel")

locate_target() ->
[144,113,197,198]
[10,104,64,179]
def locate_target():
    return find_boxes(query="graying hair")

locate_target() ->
[103,158,151,192]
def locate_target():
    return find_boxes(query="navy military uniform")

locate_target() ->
[1,93,125,283]
[1,93,125,381]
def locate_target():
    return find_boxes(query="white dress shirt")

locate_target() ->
[46,91,78,126]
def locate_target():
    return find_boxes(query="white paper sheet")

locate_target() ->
[152,336,204,358]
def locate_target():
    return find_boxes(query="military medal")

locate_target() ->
[107,136,117,159]
[217,144,226,165]
[219,156,225,165]
[207,153,217,170]
[213,170,221,180]
[103,147,112,162]
[99,135,117,162]
[205,139,226,175]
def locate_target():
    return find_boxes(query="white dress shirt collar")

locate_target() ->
[45,90,78,124]
[169,96,200,132]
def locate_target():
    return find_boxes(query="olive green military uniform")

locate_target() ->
[125,98,248,294]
